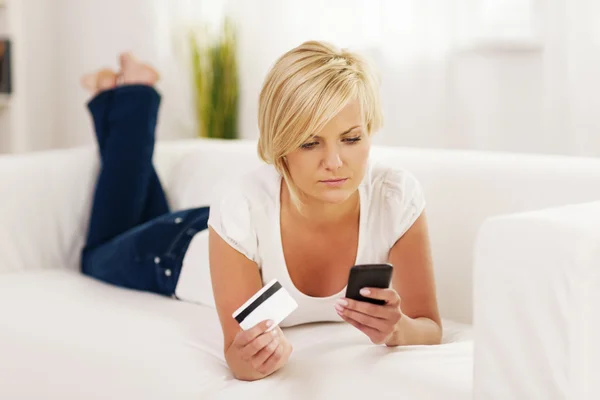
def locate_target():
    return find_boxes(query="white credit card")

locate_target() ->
[232,279,298,331]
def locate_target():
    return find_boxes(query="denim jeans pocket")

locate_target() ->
[131,207,210,265]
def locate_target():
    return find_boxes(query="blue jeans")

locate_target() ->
[81,85,209,296]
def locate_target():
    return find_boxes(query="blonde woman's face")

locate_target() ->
[285,99,371,205]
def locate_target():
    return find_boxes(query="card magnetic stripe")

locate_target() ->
[234,281,283,324]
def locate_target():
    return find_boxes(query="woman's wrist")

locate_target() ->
[384,315,442,347]
[384,313,409,347]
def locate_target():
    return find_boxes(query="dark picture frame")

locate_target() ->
[0,38,12,94]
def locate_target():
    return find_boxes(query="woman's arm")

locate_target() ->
[209,227,292,380]
[335,210,442,346]
[385,210,442,346]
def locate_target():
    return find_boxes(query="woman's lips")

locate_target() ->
[319,178,348,187]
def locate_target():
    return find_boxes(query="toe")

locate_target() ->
[97,69,118,91]
[80,72,98,91]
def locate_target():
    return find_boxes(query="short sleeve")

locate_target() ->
[207,187,258,263]
[382,168,426,246]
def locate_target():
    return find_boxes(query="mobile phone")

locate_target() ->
[345,263,393,305]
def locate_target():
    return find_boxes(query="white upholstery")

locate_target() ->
[0,269,472,399]
[473,201,600,400]
[2,137,600,399]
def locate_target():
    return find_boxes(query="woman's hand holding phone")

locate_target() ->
[335,263,404,345]
[335,287,404,345]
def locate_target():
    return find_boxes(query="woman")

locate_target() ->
[81,42,441,383]
[208,40,441,381]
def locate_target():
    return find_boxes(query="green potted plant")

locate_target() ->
[189,17,239,139]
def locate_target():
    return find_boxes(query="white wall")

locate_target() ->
[1,0,59,153]
[6,0,600,159]
[227,0,600,157]
[3,0,194,153]
[55,0,162,149]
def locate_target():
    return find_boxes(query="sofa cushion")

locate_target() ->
[0,270,472,399]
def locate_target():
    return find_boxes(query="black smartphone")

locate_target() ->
[345,263,393,305]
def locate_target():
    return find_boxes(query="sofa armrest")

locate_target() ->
[473,201,600,400]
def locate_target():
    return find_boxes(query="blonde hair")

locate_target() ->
[257,40,383,207]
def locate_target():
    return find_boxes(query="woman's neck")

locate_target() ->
[281,183,360,229]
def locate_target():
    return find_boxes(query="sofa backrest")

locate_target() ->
[159,139,600,324]
[0,147,99,277]
[2,137,600,324]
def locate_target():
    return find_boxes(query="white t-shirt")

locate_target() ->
[183,160,425,328]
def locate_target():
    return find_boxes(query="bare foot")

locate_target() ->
[80,68,118,95]
[118,52,160,86]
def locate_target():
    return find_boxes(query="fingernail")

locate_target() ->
[266,320,274,327]
[360,288,370,296]
[335,299,348,307]
[271,329,278,336]
[334,304,344,313]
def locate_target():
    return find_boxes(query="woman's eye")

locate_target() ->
[343,136,362,144]
[300,142,318,149]
[300,136,361,149]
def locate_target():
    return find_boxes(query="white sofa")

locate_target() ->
[1,138,599,399]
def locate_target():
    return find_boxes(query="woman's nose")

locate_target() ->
[322,148,343,170]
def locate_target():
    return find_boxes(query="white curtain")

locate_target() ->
[29,0,600,158]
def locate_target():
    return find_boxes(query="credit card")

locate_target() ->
[232,279,298,331]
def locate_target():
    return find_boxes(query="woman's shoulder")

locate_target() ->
[364,160,426,245]
[365,161,424,200]
[207,163,279,262]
